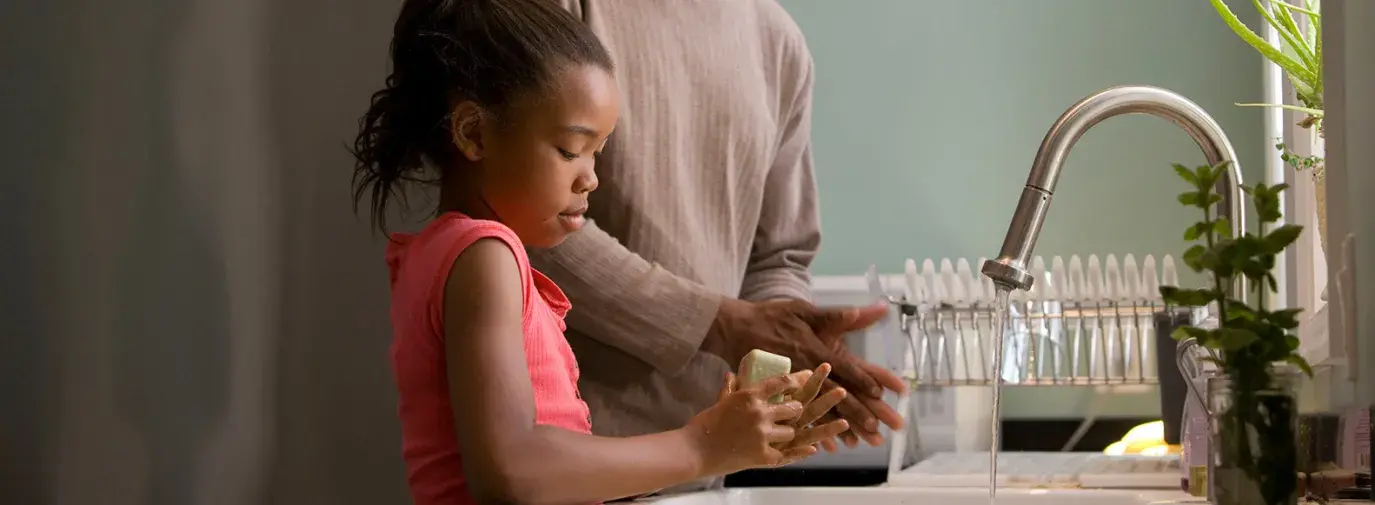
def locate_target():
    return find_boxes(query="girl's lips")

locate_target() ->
[557,213,587,231]
[558,202,588,231]
[561,203,589,216]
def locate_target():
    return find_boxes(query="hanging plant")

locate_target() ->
[1161,161,1314,505]
[1210,0,1322,132]
[1210,0,1328,251]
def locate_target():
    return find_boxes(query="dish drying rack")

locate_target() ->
[868,254,1205,387]
[871,253,1208,490]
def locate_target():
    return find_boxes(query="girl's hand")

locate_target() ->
[775,363,850,463]
[685,371,811,475]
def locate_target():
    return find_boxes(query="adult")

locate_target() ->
[528,0,907,488]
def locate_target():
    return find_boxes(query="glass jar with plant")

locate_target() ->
[1161,161,1313,505]
[1210,0,1326,250]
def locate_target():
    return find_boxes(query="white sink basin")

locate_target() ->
[642,487,1200,505]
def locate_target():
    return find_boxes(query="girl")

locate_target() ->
[349,1,851,504]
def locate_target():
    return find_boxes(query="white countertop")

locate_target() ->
[641,486,1199,505]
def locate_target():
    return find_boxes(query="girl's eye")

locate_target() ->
[557,148,578,161]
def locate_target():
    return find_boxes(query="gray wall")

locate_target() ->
[2,0,407,502]
[0,1,1265,503]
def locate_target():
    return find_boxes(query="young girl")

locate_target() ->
[350,1,851,504]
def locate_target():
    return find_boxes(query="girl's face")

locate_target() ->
[456,64,620,248]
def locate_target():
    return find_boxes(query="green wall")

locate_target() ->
[781,0,1265,420]
[782,0,1265,279]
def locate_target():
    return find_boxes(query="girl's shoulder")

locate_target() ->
[397,213,528,262]
[386,213,534,302]
[427,212,522,244]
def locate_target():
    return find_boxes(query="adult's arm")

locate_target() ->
[444,238,710,505]
[529,223,721,374]
[739,25,821,303]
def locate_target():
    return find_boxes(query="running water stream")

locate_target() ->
[989,287,1012,503]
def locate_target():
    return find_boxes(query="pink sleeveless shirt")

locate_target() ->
[386,213,592,505]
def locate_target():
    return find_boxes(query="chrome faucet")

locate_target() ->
[981,85,1247,295]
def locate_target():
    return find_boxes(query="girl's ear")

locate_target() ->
[450,101,486,162]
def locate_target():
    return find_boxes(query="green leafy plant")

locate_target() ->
[1277,141,1321,173]
[1161,161,1313,505]
[1211,0,1323,131]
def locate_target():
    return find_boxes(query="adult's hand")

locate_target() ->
[810,362,908,450]
[811,360,908,450]
[703,298,907,448]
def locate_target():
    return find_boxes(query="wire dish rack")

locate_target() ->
[870,254,1207,489]
[866,254,1206,387]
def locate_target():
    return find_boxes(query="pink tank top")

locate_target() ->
[386,213,592,505]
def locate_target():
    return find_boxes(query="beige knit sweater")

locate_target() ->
[530,0,820,445]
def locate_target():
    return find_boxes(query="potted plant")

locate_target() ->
[1209,0,1326,251]
[1161,161,1313,505]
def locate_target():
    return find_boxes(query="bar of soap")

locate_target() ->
[738,349,792,404]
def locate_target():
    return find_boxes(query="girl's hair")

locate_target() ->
[351,0,614,232]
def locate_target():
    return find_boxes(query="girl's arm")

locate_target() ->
[443,238,709,505]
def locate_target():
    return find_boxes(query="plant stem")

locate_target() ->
[1274,0,1320,18]
[1203,195,1230,325]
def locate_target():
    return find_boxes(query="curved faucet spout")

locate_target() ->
[981,85,1246,293]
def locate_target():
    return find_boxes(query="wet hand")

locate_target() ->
[704,299,907,448]
[771,363,851,463]
[686,371,813,475]
[816,360,908,450]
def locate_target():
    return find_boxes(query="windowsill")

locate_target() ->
[1299,301,1338,367]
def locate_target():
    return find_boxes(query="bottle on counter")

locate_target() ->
[1181,369,1213,497]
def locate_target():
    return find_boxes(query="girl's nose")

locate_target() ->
[576,165,598,194]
